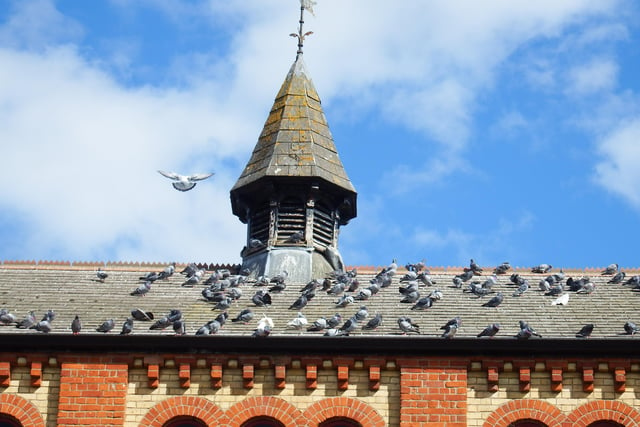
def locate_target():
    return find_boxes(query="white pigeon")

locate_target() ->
[286,312,308,333]
[158,170,214,192]
[551,293,569,306]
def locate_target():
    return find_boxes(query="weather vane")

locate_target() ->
[290,0,317,57]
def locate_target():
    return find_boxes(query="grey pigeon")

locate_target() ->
[338,317,357,335]
[624,321,640,335]
[130,281,152,296]
[286,312,308,332]
[252,316,273,337]
[16,311,37,329]
[516,320,542,339]
[512,280,529,297]
[576,280,595,294]
[251,290,272,307]
[232,308,254,324]
[32,311,54,333]
[354,305,369,322]
[213,297,233,311]
[327,313,342,329]
[289,294,309,310]
[149,316,172,330]
[284,230,304,243]
[576,324,594,338]
[531,264,553,273]
[131,308,154,321]
[95,268,108,282]
[196,322,212,336]
[71,315,82,335]
[362,313,382,330]
[441,324,457,339]
[398,316,420,334]
[335,294,354,308]
[411,296,433,310]
[477,323,500,338]
[0,309,17,325]
[157,262,176,280]
[608,271,626,284]
[482,292,504,307]
[354,288,372,301]
[207,319,223,335]
[139,271,160,282]
[96,319,115,333]
[601,263,619,275]
[440,317,462,330]
[120,317,134,335]
[307,317,328,332]
[173,319,186,335]
[494,262,511,275]
[158,170,214,192]
[323,328,345,337]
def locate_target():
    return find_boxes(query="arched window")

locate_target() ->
[587,422,625,427]
[508,420,547,427]
[0,414,22,427]
[319,417,362,427]
[163,416,207,427]
[241,416,285,427]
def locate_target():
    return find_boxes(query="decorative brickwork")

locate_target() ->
[225,396,303,427]
[399,359,467,426]
[483,399,566,427]
[138,396,227,427]
[57,359,128,426]
[303,397,385,427]
[565,400,640,427]
[0,394,45,427]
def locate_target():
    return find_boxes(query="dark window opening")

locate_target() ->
[163,416,207,427]
[319,417,363,427]
[0,414,22,427]
[508,420,547,427]
[313,200,335,246]
[276,197,305,243]
[241,416,285,427]
[249,202,271,245]
[587,422,625,427]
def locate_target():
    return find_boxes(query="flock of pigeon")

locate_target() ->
[2,258,639,339]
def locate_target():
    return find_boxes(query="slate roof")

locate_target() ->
[230,55,356,218]
[1,261,639,342]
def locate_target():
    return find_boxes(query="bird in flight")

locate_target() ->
[157,170,214,192]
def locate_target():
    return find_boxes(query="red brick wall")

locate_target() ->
[57,357,128,426]
[399,358,467,426]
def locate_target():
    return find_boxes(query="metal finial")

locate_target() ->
[290,0,316,57]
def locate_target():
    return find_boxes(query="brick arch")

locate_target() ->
[0,394,45,427]
[302,397,385,427]
[138,396,227,427]
[225,396,303,427]
[484,399,566,427]
[566,400,640,427]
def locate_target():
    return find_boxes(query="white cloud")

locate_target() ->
[566,58,618,96]
[594,119,640,208]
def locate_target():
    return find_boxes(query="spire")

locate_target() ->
[290,0,316,58]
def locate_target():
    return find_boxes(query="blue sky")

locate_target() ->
[1,0,640,270]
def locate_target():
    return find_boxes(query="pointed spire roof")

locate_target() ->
[231,55,356,195]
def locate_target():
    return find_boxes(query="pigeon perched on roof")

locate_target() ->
[441,323,458,339]
[482,292,504,307]
[96,319,115,333]
[576,324,594,338]
[335,294,354,308]
[232,308,254,324]
[32,311,54,333]
[576,280,595,294]
[512,280,529,297]
[120,318,134,335]
[623,321,640,335]
[362,313,382,330]
[130,281,152,296]
[354,305,369,322]
[307,317,328,332]
[173,319,186,335]
[158,170,214,192]
[131,308,154,321]
[405,259,426,272]
[286,312,308,332]
[253,316,273,337]
[16,311,37,329]
[601,263,619,275]
[477,323,500,338]
[338,317,357,335]
[0,309,17,325]
[441,317,462,331]
[139,271,160,282]
[398,316,420,334]
[516,320,542,339]
[494,262,511,275]
[71,315,82,335]
[327,313,342,329]
[466,258,483,275]
[411,296,433,310]
[149,316,172,331]
[531,264,553,273]
[251,290,272,307]
[608,271,626,284]
[551,293,569,306]
[157,263,176,280]
[95,268,108,282]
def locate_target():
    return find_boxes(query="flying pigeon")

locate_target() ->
[96,319,115,333]
[477,323,500,338]
[362,313,382,330]
[120,318,134,335]
[397,316,420,334]
[71,315,82,335]
[158,170,214,192]
[576,324,594,338]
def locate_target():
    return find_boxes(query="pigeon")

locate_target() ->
[307,317,328,332]
[0,309,17,325]
[494,262,511,275]
[338,317,357,335]
[286,312,308,332]
[139,271,160,282]
[512,280,529,297]
[482,292,504,307]
[335,294,354,308]
[441,323,457,339]
[289,294,309,310]
[284,230,304,243]
[232,308,254,324]
[16,311,37,329]
[531,264,553,273]
[323,328,346,337]
[95,268,108,282]
[71,315,82,335]
[195,322,213,336]
[576,324,594,338]
[120,317,134,335]
[173,319,186,335]
[516,320,542,339]
[398,316,420,334]
[601,263,619,275]
[213,297,233,311]
[405,259,426,272]
[411,296,433,310]
[551,293,569,306]
[467,258,483,274]
[131,308,154,321]
[149,316,172,330]
[440,317,462,331]
[96,319,115,333]
[130,281,152,296]
[32,311,54,333]
[576,280,595,294]
[362,313,382,330]
[477,323,500,338]
[624,321,640,335]
[166,309,183,323]
[157,263,176,280]
[158,170,214,192]
[253,316,273,337]
[299,279,321,294]
[354,305,369,322]
[181,269,204,287]
[327,313,342,329]
[354,288,372,301]
[608,271,626,284]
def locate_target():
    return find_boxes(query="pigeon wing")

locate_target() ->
[158,170,181,180]
[188,172,214,182]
